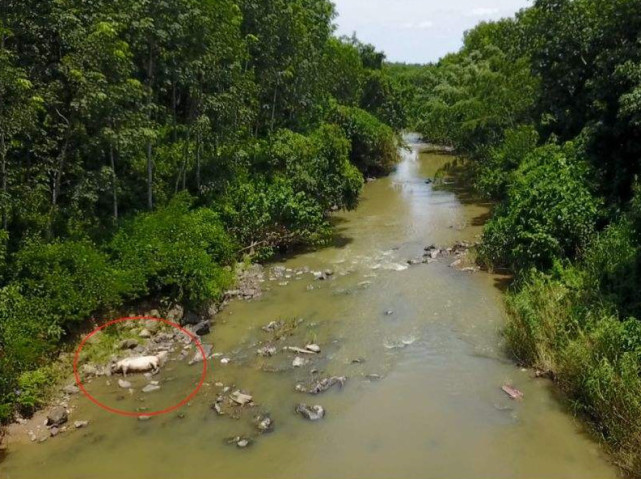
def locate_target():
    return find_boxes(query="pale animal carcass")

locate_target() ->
[111,356,161,377]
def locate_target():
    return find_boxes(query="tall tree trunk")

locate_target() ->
[1,133,7,230]
[52,139,69,206]
[109,142,118,222]
[270,83,278,133]
[196,131,201,191]
[146,42,154,210]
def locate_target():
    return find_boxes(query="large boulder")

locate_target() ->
[46,407,68,427]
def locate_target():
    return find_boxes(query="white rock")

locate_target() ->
[292,357,308,368]
[230,391,253,405]
[305,344,321,353]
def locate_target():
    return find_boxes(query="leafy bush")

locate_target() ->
[269,124,363,211]
[15,367,58,416]
[110,194,235,306]
[476,125,539,199]
[328,104,399,176]
[219,176,329,258]
[583,221,641,318]
[481,143,600,270]
[14,240,124,326]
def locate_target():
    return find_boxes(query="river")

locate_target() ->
[0,137,620,479]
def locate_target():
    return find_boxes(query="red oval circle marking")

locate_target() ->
[73,316,208,417]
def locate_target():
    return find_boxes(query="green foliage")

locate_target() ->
[220,176,329,258]
[481,144,600,270]
[15,367,58,416]
[270,125,363,211]
[506,268,641,469]
[583,221,641,319]
[111,195,235,305]
[15,240,123,324]
[476,125,539,199]
[329,105,399,176]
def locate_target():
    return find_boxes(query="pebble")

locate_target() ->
[142,384,161,393]
[74,421,88,429]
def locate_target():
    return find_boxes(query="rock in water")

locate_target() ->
[142,384,161,393]
[74,421,88,429]
[308,376,346,395]
[46,407,68,427]
[305,344,321,353]
[188,343,213,365]
[292,356,308,368]
[62,385,80,395]
[261,321,282,332]
[189,320,210,336]
[256,415,273,432]
[237,439,250,448]
[230,391,253,406]
[257,346,277,357]
[118,379,132,389]
[295,404,325,421]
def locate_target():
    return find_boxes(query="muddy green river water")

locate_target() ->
[0,138,620,479]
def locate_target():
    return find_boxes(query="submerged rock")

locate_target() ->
[118,379,132,389]
[142,384,161,393]
[292,356,308,368]
[307,376,346,395]
[257,346,277,357]
[188,320,210,336]
[295,404,325,421]
[261,321,283,333]
[188,343,213,365]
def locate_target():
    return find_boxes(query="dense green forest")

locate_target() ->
[0,0,406,422]
[391,0,641,472]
